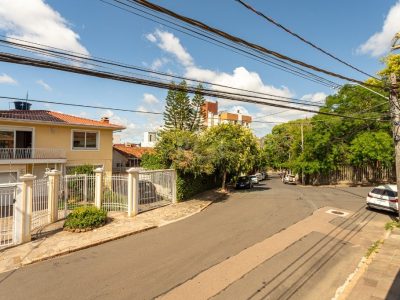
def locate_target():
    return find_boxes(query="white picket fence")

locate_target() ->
[0,185,16,249]
[0,168,176,250]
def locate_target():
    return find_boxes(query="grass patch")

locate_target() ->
[365,240,383,258]
[385,220,400,231]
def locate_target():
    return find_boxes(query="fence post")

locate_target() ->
[94,168,103,209]
[171,170,177,204]
[46,169,61,223]
[127,168,139,217]
[15,174,36,244]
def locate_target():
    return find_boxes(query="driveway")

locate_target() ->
[0,176,393,300]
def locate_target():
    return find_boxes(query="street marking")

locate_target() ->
[157,207,349,300]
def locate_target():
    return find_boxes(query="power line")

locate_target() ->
[101,0,341,89]
[130,0,383,88]
[0,52,386,122]
[0,37,327,108]
[0,96,163,115]
[235,0,380,80]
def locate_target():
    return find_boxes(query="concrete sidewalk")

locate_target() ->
[345,227,400,300]
[0,190,224,274]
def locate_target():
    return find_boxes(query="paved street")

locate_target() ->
[0,176,394,300]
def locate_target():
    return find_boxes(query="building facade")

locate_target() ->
[112,143,153,173]
[202,101,252,128]
[0,103,125,183]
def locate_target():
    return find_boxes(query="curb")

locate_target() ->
[332,228,392,300]
[2,193,223,274]
[15,226,158,270]
[8,200,219,272]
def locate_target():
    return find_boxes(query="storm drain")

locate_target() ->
[326,209,349,218]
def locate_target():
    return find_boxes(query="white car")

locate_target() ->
[255,173,263,181]
[366,184,398,213]
[249,175,259,184]
[283,174,296,184]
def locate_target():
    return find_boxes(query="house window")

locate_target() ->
[0,131,14,148]
[72,131,99,150]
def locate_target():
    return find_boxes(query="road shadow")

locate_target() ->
[231,182,270,194]
[386,269,400,299]
[365,206,399,221]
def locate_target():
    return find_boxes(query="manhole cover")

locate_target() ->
[326,209,349,217]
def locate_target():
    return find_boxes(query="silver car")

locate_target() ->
[366,185,398,213]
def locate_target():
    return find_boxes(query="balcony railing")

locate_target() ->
[0,148,66,160]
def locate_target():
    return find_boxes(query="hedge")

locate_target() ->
[177,173,221,201]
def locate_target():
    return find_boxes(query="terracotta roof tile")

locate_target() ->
[113,144,154,159]
[0,110,125,129]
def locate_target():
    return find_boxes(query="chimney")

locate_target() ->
[101,117,110,124]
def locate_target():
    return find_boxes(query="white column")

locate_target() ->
[127,168,139,217]
[94,168,103,209]
[171,170,177,204]
[14,174,36,244]
[46,169,61,223]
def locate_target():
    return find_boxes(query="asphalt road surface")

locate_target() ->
[0,175,394,300]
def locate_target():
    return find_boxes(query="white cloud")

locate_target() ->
[301,92,327,103]
[142,93,159,105]
[358,1,400,57]
[186,66,293,98]
[228,106,249,115]
[145,29,331,137]
[0,73,17,84]
[150,57,170,70]
[145,33,157,43]
[101,109,162,143]
[36,79,52,91]
[147,29,194,66]
[0,0,89,55]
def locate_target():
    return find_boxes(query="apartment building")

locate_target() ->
[202,101,252,128]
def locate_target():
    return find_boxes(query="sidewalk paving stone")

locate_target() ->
[0,189,225,274]
[346,228,400,300]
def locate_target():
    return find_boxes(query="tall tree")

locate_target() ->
[202,123,260,190]
[163,81,206,131]
[163,81,191,130]
[189,84,206,131]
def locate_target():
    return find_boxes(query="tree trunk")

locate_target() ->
[222,171,227,191]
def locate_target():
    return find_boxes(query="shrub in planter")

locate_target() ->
[64,206,107,232]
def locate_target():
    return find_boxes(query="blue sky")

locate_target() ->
[0,0,399,142]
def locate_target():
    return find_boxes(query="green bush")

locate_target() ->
[64,206,107,230]
[177,173,221,201]
[67,164,95,175]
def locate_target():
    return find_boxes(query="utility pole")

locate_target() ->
[301,120,304,184]
[390,33,400,220]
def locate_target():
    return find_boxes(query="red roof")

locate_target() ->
[113,144,154,159]
[0,110,125,129]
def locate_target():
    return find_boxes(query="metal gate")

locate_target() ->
[0,184,16,249]
[31,179,49,231]
[58,174,96,218]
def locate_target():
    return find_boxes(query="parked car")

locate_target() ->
[366,184,398,213]
[283,174,296,184]
[235,176,253,189]
[255,173,263,181]
[249,175,259,184]
[261,172,268,180]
